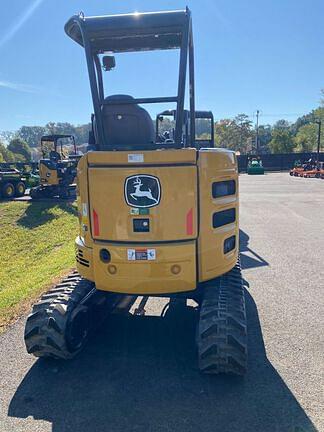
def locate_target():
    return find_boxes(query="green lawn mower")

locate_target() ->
[247,157,265,175]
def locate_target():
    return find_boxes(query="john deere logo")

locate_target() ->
[125,175,161,208]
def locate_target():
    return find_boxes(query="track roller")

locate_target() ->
[197,261,247,375]
[24,271,118,359]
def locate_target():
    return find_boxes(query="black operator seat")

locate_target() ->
[101,95,155,149]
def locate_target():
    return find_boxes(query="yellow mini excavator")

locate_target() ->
[30,134,79,199]
[24,9,247,375]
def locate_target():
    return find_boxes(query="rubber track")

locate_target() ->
[197,261,247,375]
[24,271,96,359]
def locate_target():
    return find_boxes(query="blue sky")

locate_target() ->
[0,0,323,132]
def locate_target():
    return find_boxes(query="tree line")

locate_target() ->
[0,100,323,162]
[213,106,324,155]
[0,122,91,162]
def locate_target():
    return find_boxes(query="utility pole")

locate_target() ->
[315,120,321,166]
[255,110,260,155]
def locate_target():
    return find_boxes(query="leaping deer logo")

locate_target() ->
[130,177,158,204]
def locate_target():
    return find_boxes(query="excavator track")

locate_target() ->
[24,271,121,359]
[197,261,247,375]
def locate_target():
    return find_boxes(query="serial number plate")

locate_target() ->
[127,249,156,261]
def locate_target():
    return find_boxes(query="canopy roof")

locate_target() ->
[41,135,74,142]
[64,9,189,53]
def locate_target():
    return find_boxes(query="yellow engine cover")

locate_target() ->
[88,164,197,242]
[76,148,238,295]
[39,161,59,185]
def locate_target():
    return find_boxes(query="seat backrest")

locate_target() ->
[101,95,154,149]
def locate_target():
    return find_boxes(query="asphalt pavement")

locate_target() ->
[0,172,323,432]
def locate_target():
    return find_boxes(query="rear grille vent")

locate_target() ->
[212,180,236,198]
[76,249,90,268]
[213,208,236,228]
[224,235,236,254]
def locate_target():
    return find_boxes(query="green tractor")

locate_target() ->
[247,157,265,175]
[24,171,40,189]
[20,165,40,189]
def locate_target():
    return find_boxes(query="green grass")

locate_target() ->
[0,200,79,330]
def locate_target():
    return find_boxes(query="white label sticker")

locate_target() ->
[82,203,88,216]
[128,153,144,163]
[127,249,136,261]
[127,249,156,261]
[147,249,156,260]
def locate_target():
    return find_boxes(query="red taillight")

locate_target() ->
[93,209,100,236]
[186,208,193,236]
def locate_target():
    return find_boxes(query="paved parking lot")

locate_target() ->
[0,172,323,432]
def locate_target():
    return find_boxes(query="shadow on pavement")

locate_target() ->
[240,229,269,270]
[17,201,78,229]
[8,290,316,432]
